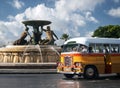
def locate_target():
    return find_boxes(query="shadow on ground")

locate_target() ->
[63,74,120,81]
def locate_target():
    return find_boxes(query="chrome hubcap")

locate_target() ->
[86,68,94,76]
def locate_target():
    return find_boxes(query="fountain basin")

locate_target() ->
[0,45,61,63]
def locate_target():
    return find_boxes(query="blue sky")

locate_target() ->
[0,0,120,44]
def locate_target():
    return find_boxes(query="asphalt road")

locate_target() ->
[0,73,120,88]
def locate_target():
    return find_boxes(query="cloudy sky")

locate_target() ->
[0,0,120,44]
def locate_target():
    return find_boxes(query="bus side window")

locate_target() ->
[96,44,104,53]
[111,44,119,53]
[88,47,93,53]
[89,44,95,53]
[104,44,110,53]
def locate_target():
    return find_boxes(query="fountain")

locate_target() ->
[0,20,61,71]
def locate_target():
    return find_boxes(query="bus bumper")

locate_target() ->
[57,67,83,75]
[58,71,83,75]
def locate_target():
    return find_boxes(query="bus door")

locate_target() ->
[104,49,112,74]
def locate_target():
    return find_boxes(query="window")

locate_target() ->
[89,43,95,53]
[62,44,79,52]
[96,44,104,53]
[103,44,110,53]
[111,44,119,53]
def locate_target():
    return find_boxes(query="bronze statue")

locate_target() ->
[32,26,43,44]
[13,20,58,45]
[41,26,58,45]
[13,26,29,45]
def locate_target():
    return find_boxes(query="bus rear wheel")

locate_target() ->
[64,74,74,78]
[84,66,98,79]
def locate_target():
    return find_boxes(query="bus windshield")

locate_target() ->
[62,44,88,52]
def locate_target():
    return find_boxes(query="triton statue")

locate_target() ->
[13,20,58,45]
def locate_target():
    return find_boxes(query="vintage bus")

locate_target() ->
[57,37,120,79]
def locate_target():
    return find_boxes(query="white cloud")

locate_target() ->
[55,0,104,12]
[0,0,104,44]
[108,7,120,18]
[85,31,94,37]
[0,21,23,44]
[9,0,24,9]
[24,4,55,20]
[85,11,98,23]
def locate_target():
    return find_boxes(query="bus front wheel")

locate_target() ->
[64,74,74,78]
[117,73,120,78]
[83,66,98,79]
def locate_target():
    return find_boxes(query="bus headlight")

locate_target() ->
[57,62,63,67]
[74,62,82,68]
[57,62,64,72]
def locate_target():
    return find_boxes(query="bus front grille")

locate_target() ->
[64,56,72,66]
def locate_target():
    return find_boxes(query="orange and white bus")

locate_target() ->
[57,37,120,79]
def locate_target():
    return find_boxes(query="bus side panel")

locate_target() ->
[82,53,105,74]
[111,54,120,73]
[73,54,83,63]
[95,54,105,74]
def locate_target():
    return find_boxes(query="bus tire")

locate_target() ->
[83,66,98,79]
[64,74,74,78]
[117,73,120,78]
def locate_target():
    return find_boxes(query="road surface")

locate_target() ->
[0,73,120,88]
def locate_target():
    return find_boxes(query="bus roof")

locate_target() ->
[64,37,120,46]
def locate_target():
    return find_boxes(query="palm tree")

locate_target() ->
[60,33,69,41]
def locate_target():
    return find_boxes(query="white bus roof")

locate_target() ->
[64,37,120,46]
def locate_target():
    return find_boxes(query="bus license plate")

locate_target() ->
[64,68,71,72]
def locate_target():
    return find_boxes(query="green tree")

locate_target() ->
[92,25,120,38]
[60,33,69,41]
